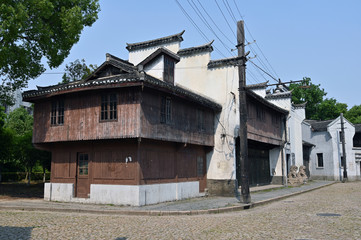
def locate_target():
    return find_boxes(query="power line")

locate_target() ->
[248,59,278,82]
[214,0,237,39]
[174,0,228,58]
[232,0,280,79]
[187,0,235,56]
[195,0,235,47]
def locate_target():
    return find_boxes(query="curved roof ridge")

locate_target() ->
[126,30,185,51]
[178,40,214,56]
[245,81,269,89]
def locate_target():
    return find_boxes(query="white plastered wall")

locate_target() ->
[175,52,239,181]
[129,42,180,65]
[44,182,200,206]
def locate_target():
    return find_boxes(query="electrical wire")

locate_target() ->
[214,0,237,39]
[187,0,235,56]
[249,59,278,82]
[174,0,228,58]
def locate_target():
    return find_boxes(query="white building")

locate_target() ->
[127,31,288,195]
[302,117,361,181]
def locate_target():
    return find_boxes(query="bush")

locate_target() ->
[0,172,50,182]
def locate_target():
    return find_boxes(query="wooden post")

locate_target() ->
[340,113,348,182]
[237,20,251,203]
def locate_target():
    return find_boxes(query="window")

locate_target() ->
[197,109,205,132]
[78,153,89,175]
[160,96,171,124]
[317,153,324,168]
[340,156,344,168]
[256,107,265,121]
[101,94,117,121]
[51,99,64,125]
[197,156,204,177]
[164,56,175,84]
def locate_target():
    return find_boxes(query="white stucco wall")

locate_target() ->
[144,55,164,80]
[44,182,200,206]
[129,42,180,65]
[269,147,283,181]
[175,52,239,181]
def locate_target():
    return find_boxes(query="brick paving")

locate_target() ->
[1,181,360,239]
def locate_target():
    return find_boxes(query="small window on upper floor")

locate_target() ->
[101,93,117,121]
[160,96,171,124]
[197,109,205,132]
[51,99,64,125]
[164,56,175,84]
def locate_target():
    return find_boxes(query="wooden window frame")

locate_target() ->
[160,96,172,124]
[78,153,89,176]
[100,93,117,122]
[163,56,175,84]
[51,99,64,126]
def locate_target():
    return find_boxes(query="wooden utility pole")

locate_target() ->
[237,20,251,203]
[340,113,348,182]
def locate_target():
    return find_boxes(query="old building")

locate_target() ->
[302,117,361,181]
[23,53,221,206]
[24,31,290,205]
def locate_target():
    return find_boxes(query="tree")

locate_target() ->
[314,98,348,121]
[289,77,327,119]
[4,107,33,135]
[62,59,97,83]
[345,105,361,124]
[0,106,14,182]
[0,0,100,104]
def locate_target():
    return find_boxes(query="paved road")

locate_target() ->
[1,181,360,239]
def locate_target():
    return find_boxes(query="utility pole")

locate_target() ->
[237,20,251,203]
[340,113,348,182]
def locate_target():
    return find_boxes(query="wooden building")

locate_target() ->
[23,53,221,206]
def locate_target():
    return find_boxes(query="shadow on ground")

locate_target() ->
[0,182,44,199]
[0,226,33,240]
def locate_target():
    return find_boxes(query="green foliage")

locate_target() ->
[289,77,327,119]
[0,0,100,103]
[345,105,361,124]
[62,59,97,83]
[4,107,33,136]
[314,98,348,121]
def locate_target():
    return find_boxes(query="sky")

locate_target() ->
[28,0,361,108]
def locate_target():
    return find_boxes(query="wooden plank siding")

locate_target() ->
[49,140,207,191]
[32,88,141,144]
[246,96,284,146]
[140,89,215,146]
[33,87,215,146]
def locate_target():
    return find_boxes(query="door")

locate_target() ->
[76,153,90,198]
[249,148,271,186]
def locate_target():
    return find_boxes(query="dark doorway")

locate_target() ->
[76,153,90,198]
[286,154,290,176]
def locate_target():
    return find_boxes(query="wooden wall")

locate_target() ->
[48,139,207,192]
[246,96,284,146]
[33,88,141,144]
[140,89,215,146]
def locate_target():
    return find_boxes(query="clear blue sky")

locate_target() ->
[29,0,361,108]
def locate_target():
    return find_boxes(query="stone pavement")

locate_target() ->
[0,180,334,215]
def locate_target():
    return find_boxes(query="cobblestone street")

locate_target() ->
[1,181,360,240]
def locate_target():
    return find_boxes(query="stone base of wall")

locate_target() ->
[207,179,236,197]
[270,176,283,185]
[44,182,200,206]
[310,175,359,182]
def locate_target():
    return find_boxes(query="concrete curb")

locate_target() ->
[0,182,336,216]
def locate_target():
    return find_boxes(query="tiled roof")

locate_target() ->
[126,31,185,51]
[138,47,180,67]
[245,81,269,90]
[207,56,245,69]
[265,91,292,99]
[178,40,214,56]
[292,102,307,109]
[304,119,333,132]
[246,89,289,115]
[23,72,222,111]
